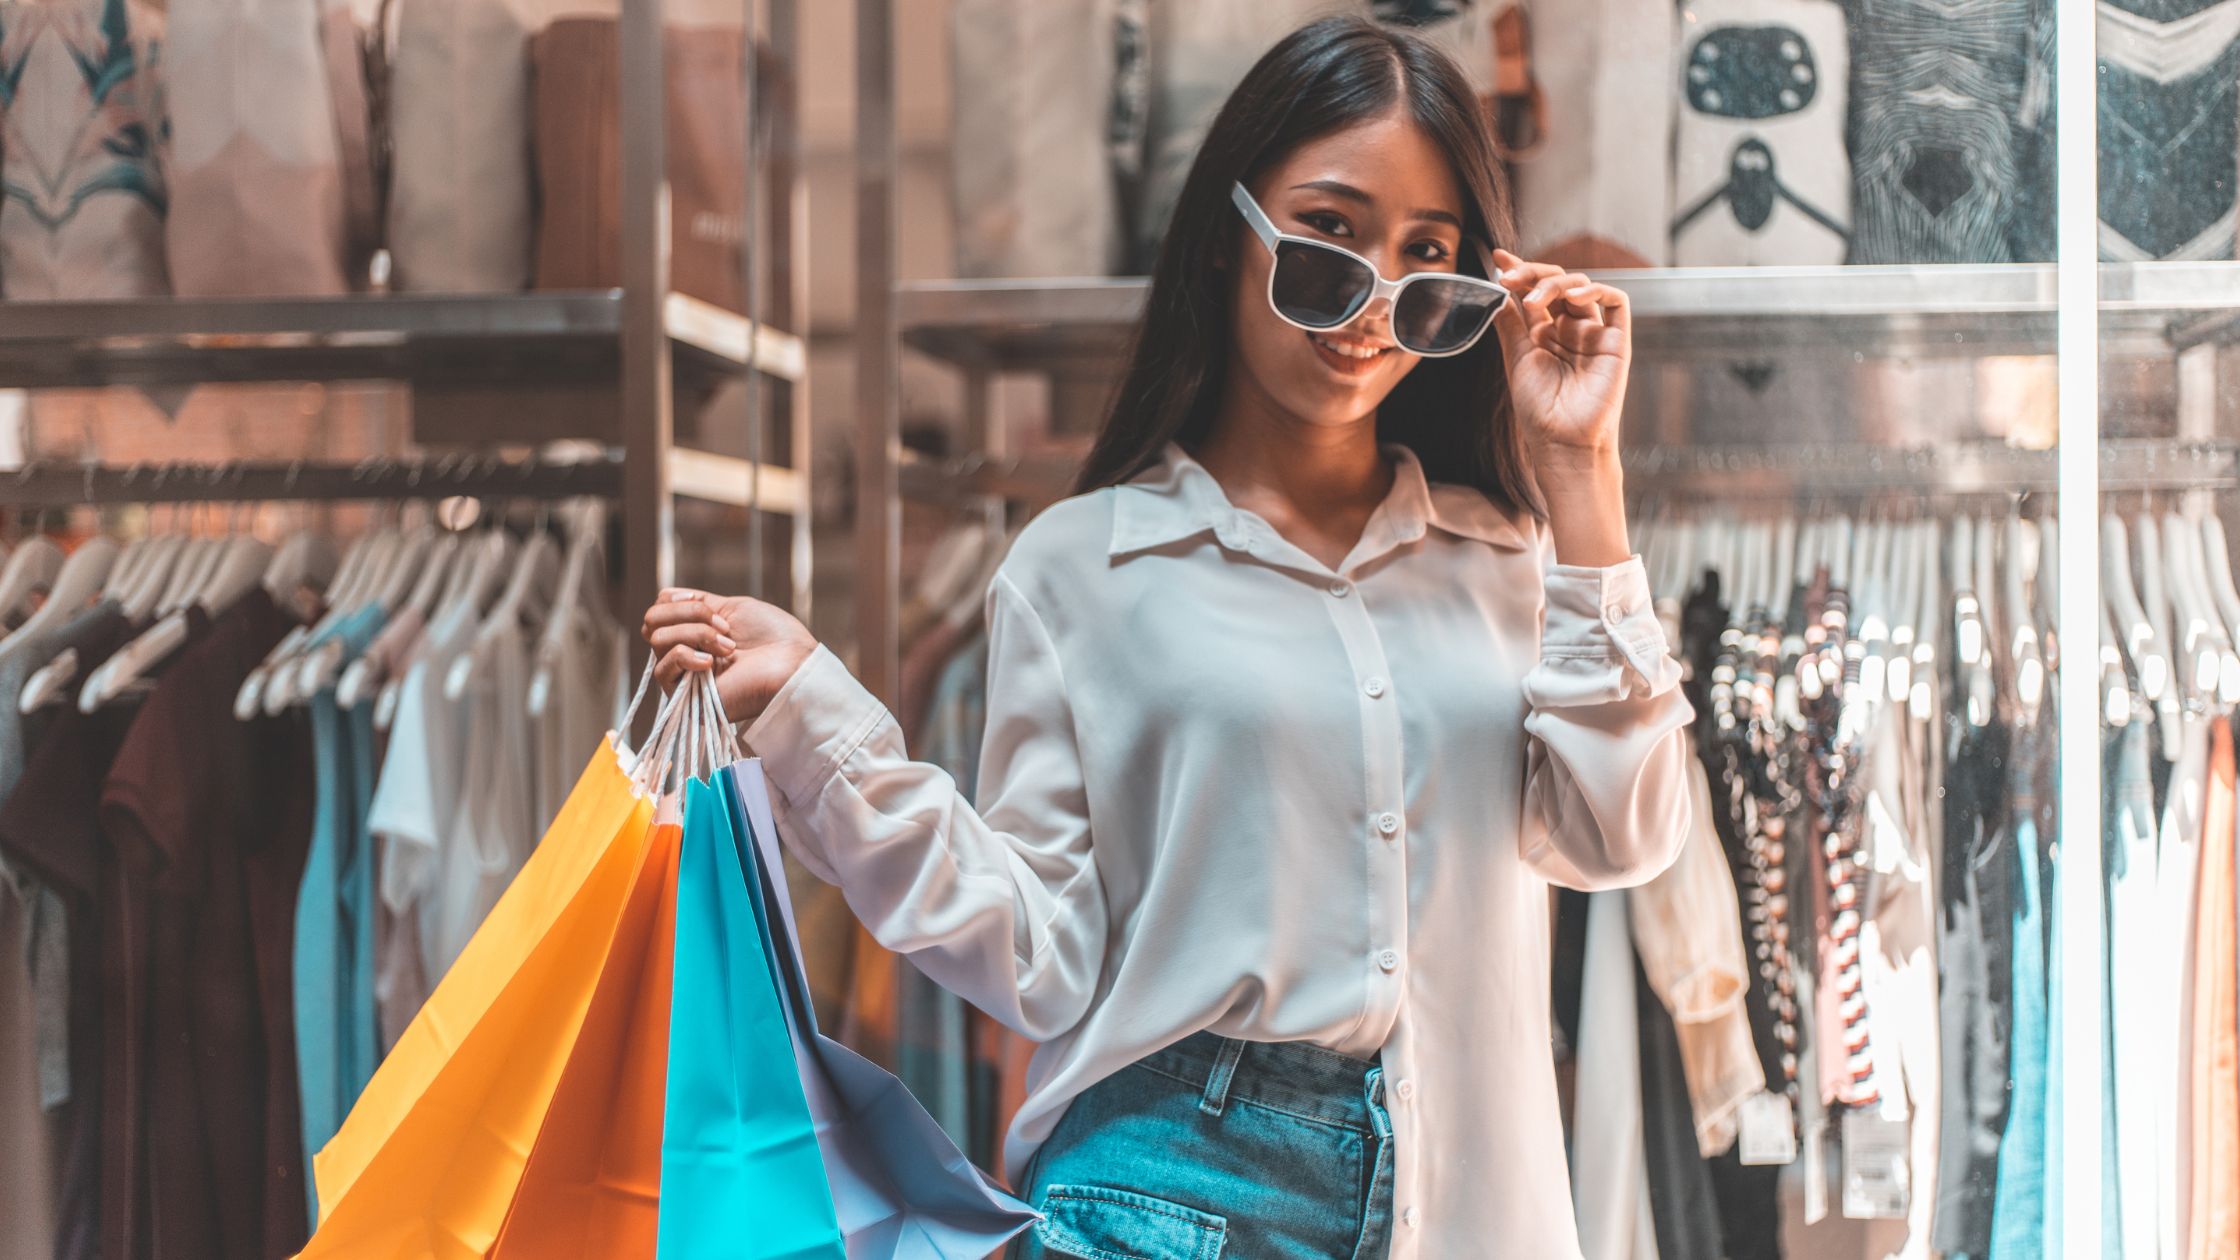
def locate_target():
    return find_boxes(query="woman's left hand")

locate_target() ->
[1486,249,1631,456]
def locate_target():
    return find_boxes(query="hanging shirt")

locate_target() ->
[1628,755,1765,1159]
[291,605,387,1213]
[1574,889,1662,1260]
[743,439,1695,1259]
[101,591,312,1260]
[435,607,535,979]
[0,601,134,1260]
[368,600,477,1007]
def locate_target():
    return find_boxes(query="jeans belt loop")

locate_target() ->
[1200,1037,1248,1117]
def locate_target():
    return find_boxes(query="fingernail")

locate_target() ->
[1567,285,1592,297]
[1499,269,1521,283]
[711,617,731,636]
[716,636,736,653]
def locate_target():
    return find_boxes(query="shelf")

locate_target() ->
[0,291,806,390]
[898,262,2240,371]
[667,447,806,516]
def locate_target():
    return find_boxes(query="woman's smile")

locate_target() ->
[1308,329,1395,376]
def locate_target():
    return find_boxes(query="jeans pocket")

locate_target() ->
[1033,1183,1228,1260]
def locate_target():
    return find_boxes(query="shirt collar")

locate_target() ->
[1108,440,1530,561]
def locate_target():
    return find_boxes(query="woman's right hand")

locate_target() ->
[641,588,819,726]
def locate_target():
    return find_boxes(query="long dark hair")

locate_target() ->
[1071,14,1531,516]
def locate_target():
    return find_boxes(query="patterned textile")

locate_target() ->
[2097,0,2240,261]
[1844,0,2037,263]
[0,0,169,298]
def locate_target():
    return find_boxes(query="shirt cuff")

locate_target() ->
[1540,556,1681,695]
[740,643,892,810]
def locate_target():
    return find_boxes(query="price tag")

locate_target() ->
[1841,1110,1910,1220]
[1738,1092,1798,1166]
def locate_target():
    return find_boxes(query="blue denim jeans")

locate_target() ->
[1010,1032,1396,1260]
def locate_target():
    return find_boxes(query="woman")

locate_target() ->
[645,17,1693,1259]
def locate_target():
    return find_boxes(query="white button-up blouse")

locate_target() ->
[743,439,1695,1258]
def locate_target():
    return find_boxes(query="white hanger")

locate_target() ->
[2167,509,2232,704]
[2136,513,2177,700]
[2006,512,2044,724]
[912,518,996,617]
[81,530,275,713]
[2154,509,2206,703]
[527,502,606,720]
[446,524,560,701]
[12,538,122,713]
[99,535,148,603]
[0,536,65,634]
[2104,513,2179,759]
[943,521,1021,632]
[339,530,457,711]
[266,523,399,714]
[2201,514,2240,680]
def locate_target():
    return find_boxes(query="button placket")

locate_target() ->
[1319,573,1412,1043]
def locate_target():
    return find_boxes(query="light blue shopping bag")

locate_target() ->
[718,761,1038,1258]
[660,773,846,1260]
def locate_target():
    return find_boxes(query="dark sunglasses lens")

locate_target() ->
[1270,240,1374,328]
[1393,278,1503,354]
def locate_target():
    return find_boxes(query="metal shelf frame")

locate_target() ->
[0,0,813,646]
[893,262,2240,372]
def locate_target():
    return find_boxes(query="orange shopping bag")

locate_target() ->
[298,738,657,1257]
[488,819,683,1258]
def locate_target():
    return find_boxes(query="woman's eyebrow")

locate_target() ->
[1289,178,1462,229]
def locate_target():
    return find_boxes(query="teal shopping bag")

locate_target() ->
[660,774,846,1259]
[717,762,1038,1257]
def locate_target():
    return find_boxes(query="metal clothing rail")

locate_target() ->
[1622,440,2238,498]
[0,453,624,508]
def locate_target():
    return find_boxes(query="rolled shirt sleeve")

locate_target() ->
[1519,556,1697,890]
[743,570,1107,1041]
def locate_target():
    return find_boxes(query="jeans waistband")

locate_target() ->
[1133,1031,1384,1134]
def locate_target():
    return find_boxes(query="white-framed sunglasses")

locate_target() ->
[1231,181,1509,358]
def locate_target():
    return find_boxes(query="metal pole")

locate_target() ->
[855,0,899,706]
[2053,1,2104,1250]
[741,0,766,602]
[769,0,814,621]
[622,0,674,665]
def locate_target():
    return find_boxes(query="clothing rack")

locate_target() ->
[0,454,624,509]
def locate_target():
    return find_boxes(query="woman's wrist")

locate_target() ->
[1530,441,1630,568]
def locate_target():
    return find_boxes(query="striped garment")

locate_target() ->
[2097,0,2240,261]
[1844,0,2037,264]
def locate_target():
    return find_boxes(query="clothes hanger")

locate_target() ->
[2103,512,2179,759]
[270,506,407,714]
[2102,597,2134,728]
[2166,507,2233,704]
[2005,510,2044,725]
[0,533,65,636]
[339,524,458,710]
[2199,512,2240,701]
[13,536,122,712]
[526,499,607,720]
[2135,509,2179,702]
[446,507,561,701]
[2154,507,2207,705]
[1952,516,1995,728]
[1908,517,1942,724]
[82,510,274,713]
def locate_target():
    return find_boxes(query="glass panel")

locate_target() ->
[2096,1,2240,1253]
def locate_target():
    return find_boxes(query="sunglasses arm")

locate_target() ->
[1231,182,1283,253]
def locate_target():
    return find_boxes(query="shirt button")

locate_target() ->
[1402,1206,1419,1228]
[1378,949,1400,973]
[1328,579,1351,598]
[1605,602,1630,622]
[1376,811,1401,837]
[1363,676,1387,698]
[1396,1078,1416,1102]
